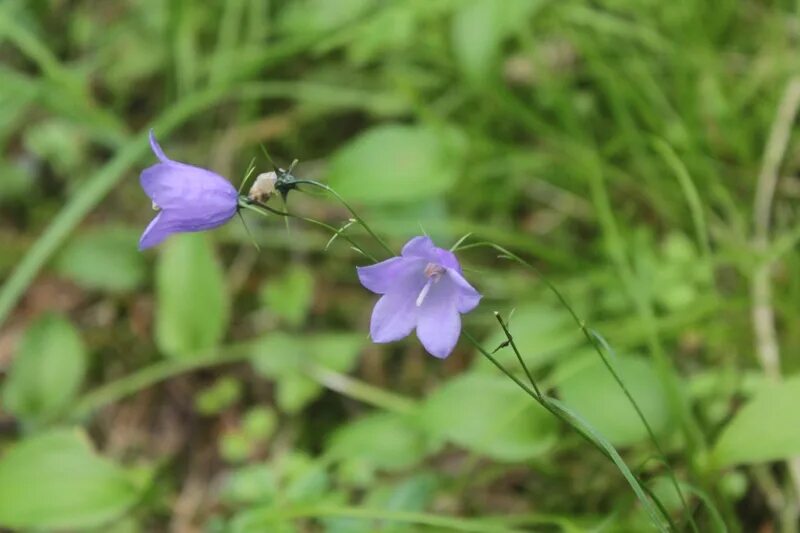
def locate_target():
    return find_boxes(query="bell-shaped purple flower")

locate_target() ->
[138,130,238,250]
[357,236,481,358]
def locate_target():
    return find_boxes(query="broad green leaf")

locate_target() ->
[278,0,373,34]
[712,375,800,466]
[249,333,304,378]
[324,474,438,533]
[0,429,143,530]
[451,1,504,84]
[260,266,314,327]
[250,332,364,413]
[327,412,429,472]
[451,0,543,84]
[279,452,331,504]
[156,233,229,359]
[2,314,86,425]
[55,227,145,292]
[307,333,364,372]
[366,473,438,513]
[327,124,464,204]
[546,399,670,532]
[557,354,673,446]
[419,373,556,461]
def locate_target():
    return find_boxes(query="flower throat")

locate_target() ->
[416,262,444,307]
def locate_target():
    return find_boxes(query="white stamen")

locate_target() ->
[416,262,445,307]
[416,279,433,307]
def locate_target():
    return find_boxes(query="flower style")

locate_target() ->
[138,130,239,250]
[357,236,481,358]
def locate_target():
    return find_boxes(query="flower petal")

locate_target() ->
[149,130,169,163]
[140,162,238,218]
[401,236,460,271]
[139,212,170,250]
[416,281,461,358]
[357,257,424,295]
[369,290,418,343]
[446,268,482,313]
[402,236,436,258]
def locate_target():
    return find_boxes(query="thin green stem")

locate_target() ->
[0,79,396,327]
[293,179,396,258]
[458,241,695,532]
[295,184,673,529]
[493,312,542,401]
[233,505,526,532]
[69,349,249,420]
[463,332,671,532]
[303,363,416,415]
[69,346,413,421]
[238,199,379,263]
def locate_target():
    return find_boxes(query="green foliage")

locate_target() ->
[327,412,431,474]
[278,0,374,34]
[220,407,278,463]
[5,0,800,529]
[23,119,87,175]
[242,406,278,442]
[322,475,438,533]
[55,226,146,292]
[156,233,229,359]
[451,0,541,85]
[2,314,87,426]
[327,124,466,204]
[260,266,315,328]
[557,354,673,446]
[195,377,243,415]
[420,373,557,461]
[250,332,364,414]
[0,429,145,530]
[478,304,583,372]
[220,431,253,464]
[712,375,800,466]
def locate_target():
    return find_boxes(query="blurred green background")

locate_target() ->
[2,0,800,531]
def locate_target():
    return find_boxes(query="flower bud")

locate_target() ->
[248,172,278,203]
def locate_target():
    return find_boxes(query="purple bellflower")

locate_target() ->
[357,236,481,359]
[138,130,239,250]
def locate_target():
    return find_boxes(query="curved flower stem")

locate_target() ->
[290,184,676,530]
[0,78,393,327]
[238,198,379,263]
[291,179,396,258]
[459,241,698,533]
[233,504,529,532]
[463,331,673,533]
[463,333,607,465]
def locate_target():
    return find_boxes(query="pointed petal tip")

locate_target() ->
[148,129,169,162]
[401,235,435,258]
[138,212,169,250]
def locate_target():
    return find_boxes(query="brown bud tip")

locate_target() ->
[248,171,278,203]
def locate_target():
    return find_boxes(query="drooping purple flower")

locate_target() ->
[138,130,238,250]
[357,236,481,359]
